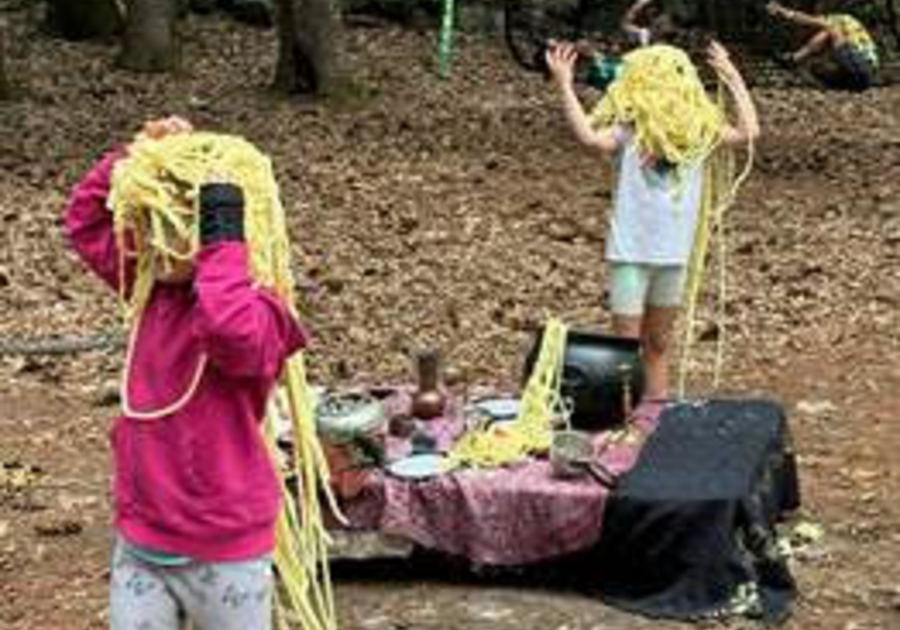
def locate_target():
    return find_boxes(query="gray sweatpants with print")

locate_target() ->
[109,540,273,630]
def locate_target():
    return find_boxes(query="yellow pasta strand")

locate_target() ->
[447,317,568,469]
[677,84,755,395]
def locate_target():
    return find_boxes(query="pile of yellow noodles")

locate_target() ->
[589,45,726,183]
[109,132,340,630]
[447,317,568,469]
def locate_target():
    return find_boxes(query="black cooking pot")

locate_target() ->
[523,329,645,431]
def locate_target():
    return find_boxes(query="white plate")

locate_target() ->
[474,397,520,420]
[386,454,445,480]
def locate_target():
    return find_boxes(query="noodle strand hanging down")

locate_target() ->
[447,317,568,470]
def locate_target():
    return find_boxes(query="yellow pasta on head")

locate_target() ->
[109,132,293,321]
[589,44,726,179]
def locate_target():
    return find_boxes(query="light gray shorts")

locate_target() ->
[109,538,273,630]
[608,262,686,316]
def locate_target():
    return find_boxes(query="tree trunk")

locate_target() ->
[273,0,345,95]
[46,0,124,41]
[0,20,10,100]
[886,0,900,47]
[118,0,179,72]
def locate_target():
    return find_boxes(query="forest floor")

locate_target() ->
[0,8,898,630]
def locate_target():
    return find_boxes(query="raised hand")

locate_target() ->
[706,40,740,82]
[545,42,579,88]
[140,115,193,141]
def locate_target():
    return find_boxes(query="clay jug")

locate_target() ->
[411,350,446,420]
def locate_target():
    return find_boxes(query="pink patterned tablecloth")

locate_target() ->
[333,392,665,567]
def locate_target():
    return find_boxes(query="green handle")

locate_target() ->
[438,0,455,78]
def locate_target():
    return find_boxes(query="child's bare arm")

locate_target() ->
[766,2,830,31]
[546,43,621,155]
[707,42,760,145]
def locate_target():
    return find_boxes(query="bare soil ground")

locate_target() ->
[0,10,898,630]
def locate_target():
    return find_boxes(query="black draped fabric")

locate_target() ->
[590,398,800,623]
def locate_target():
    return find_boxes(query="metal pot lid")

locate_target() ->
[316,392,387,442]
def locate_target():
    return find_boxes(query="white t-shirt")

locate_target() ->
[605,130,704,265]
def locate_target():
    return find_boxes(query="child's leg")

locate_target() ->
[793,28,837,62]
[608,263,650,328]
[110,541,185,630]
[641,265,686,399]
[609,262,650,397]
[640,306,679,399]
[169,555,274,630]
[612,313,642,339]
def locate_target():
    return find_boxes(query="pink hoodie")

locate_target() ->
[65,148,308,561]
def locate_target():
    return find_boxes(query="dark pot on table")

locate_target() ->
[523,328,645,431]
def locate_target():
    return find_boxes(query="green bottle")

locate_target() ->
[586,55,624,91]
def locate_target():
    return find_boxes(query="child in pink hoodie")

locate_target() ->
[66,117,308,629]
